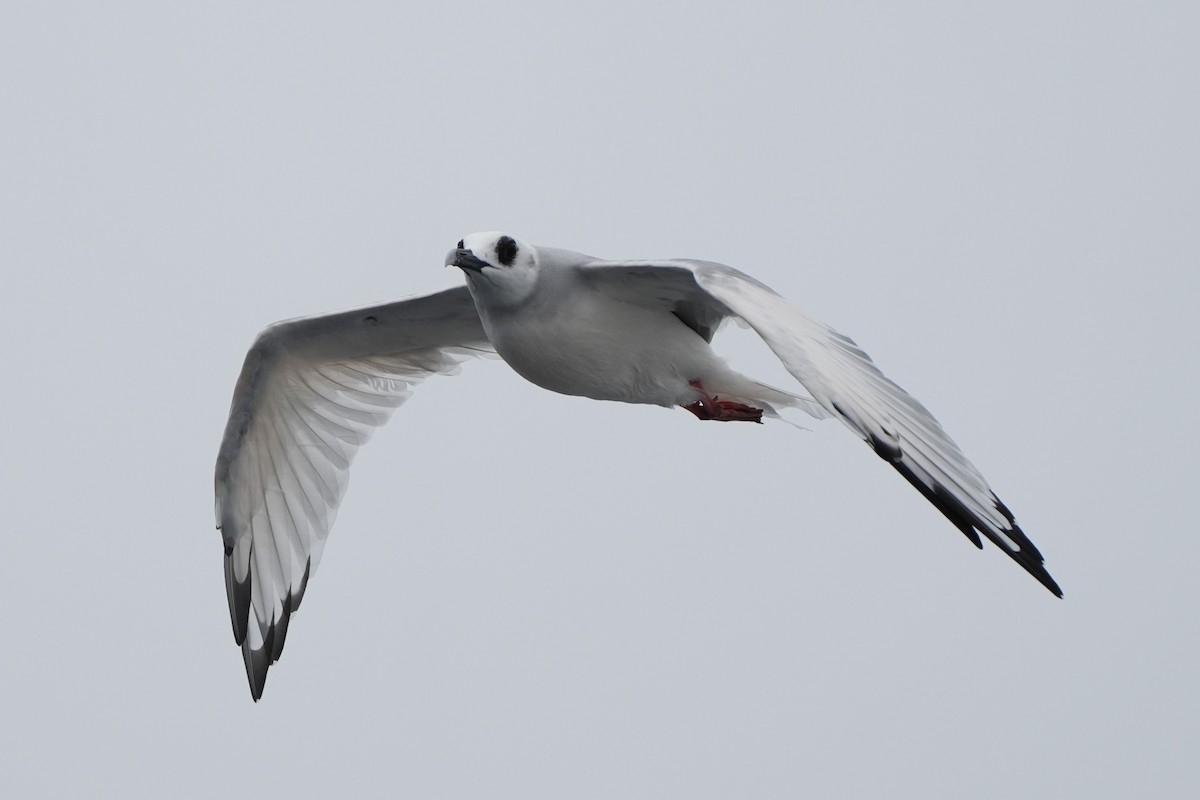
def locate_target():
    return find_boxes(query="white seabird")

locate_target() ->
[215,231,1061,700]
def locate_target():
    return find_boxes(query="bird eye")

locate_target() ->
[456,239,464,249]
[496,235,518,266]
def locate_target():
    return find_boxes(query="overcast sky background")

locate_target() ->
[3,2,1198,797]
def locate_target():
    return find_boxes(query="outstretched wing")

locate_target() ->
[579,258,1061,597]
[215,286,491,700]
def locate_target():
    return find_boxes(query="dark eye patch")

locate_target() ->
[496,235,518,266]
[456,239,464,249]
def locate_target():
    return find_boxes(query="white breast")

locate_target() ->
[484,292,718,408]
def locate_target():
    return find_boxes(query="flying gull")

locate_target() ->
[215,232,1061,700]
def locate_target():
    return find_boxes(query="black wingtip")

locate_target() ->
[878,448,1062,597]
[989,500,1063,598]
[868,432,903,464]
[890,458,984,549]
[242,634,270,702]
[966,509,1063,597]
[228,551,310,701]
[271,602,292,664]
[224,547,252,644]
[291,558,312,612]
[1015,546,1063,598]
[240,584,307,702]
[982,521,1063,598]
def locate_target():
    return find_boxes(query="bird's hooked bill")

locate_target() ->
[449,248,490,273]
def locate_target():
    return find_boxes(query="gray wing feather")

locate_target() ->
[576,258,738,342]
[215,286,491,700]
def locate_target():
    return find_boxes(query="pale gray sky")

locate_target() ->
[3,1,1198,797]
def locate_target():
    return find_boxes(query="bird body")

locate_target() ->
[475,262,753,409]
[214,231,1061,700]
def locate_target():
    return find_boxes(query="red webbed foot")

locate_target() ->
[683,380,764,423]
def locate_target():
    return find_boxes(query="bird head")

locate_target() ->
[447,231,540,307]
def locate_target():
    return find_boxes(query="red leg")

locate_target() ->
[683,381,764,423]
